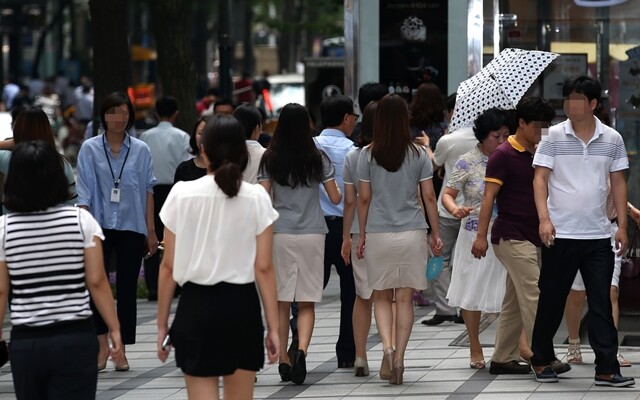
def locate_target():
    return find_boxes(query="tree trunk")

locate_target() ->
[89,0,130,135]
[32,0,68,78]
[277,0,295,74]
[150,0,197,133]
[242,0,255,75]
[193,0,212,98]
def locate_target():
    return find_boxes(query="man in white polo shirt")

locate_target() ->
[530,76,634,387]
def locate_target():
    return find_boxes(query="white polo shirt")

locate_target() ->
[533,116,628,239]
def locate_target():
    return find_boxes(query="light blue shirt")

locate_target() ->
[314,128,355,217]
[77,134,156,236]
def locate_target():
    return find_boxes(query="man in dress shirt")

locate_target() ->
[314,94,357,368]
[139,96,190,300]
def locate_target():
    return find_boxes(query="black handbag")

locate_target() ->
[621,225,640,279]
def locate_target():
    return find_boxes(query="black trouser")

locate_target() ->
[144,184,172,297]
[531,238,620,375]
[91,229,145,344]
[322,216,356,363]
[10,320,98,400]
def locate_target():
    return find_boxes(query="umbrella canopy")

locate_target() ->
[450,48,559,132]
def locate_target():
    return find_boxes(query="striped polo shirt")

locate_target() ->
[533,117,628,239]
[2,207,93,327]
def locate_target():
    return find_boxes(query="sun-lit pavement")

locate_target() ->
[0,270,638,399]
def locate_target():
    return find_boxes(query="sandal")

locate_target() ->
[617,353,632,367]
[567,342,582,364]
[469,359,486,369]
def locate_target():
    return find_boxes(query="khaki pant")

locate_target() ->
[491,239,541,363]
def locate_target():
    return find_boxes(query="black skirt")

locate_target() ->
[170,281,264,377]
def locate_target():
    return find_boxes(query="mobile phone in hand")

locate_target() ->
[161,334,171,351]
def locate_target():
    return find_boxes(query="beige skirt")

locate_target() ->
[364,230,428,291]
[273,233,325,302]
[351,233,372,300]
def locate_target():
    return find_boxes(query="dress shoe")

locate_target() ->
[550,358,571,374]
[354,357,369,377]
[278,363,291,382]
[290,350,307,385]
[337,360,354,368]
[421,314,457,326]
[531,365,558,383]
[594,373,635,387]
[489,360,531,375]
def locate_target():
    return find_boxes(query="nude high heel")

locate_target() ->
[380,348,394,380]
[390,360,404,385]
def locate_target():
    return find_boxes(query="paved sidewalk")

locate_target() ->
[0,272,638,399]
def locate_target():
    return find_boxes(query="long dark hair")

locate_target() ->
[371,94,419,172]
[410,83,445,129]
[201,114,248,198]
[5,141,69,212]
[259,103,324,188]
[12,108,57,148]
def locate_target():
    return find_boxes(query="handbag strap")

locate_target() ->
[626,224,640,258]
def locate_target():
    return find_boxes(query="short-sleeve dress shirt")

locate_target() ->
[160,176,279,286]
[357,144,432,233]
[76,134,157,236]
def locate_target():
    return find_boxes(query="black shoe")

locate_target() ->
[594,373,635,387]
[287,338,299,364]
[454,314,464,324]
[532,365,558,383]
[338,360,354,368]
[550,358,571,375]
[421,314,456,326]
[278,363,291,382]
[290,350,307,385]
[489,360,531,375]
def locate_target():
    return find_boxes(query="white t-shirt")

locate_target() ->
[160,176,279,286]
[244,140,266,184]
[432,126,478,218]
[533,117,629,239]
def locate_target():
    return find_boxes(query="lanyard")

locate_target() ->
[102,134,131,189]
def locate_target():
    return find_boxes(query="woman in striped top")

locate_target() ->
[0,141,123,399]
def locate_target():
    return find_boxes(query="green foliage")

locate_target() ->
[253,0,343,37]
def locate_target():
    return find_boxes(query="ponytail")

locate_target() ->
[214,161,243,197]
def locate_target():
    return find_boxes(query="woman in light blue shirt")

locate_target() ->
[77,92,157,372]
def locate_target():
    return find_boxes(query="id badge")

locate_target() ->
[110,188,121,203]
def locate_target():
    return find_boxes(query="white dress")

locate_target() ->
[445,146,506,313]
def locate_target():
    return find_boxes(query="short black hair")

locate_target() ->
[188,116,208,155]
[154,96,179,118]
[213,98,234,112]
[320,95,353,127]
[473,108,515,142]
[233,104,262,139]
[446,92,457,112]
[516,96,555,124]
[562,75,601,103]
[4,141,69,212]
[100,92,135,131]
[357,82,388,114]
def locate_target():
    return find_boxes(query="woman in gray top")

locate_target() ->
[356,94,443,385]
[258,103,341,385]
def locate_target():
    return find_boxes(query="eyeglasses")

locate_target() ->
[350,113,360,120]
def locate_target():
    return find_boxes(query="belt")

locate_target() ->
[325,216,343,221]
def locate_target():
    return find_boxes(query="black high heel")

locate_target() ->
[290,350,307,385]
[278,363,292,382]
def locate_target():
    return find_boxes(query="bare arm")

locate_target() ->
[533,166,555,247]
[341,184,357,265]
[441,187,474,219]
[84,239,123,359]
[356,181,371,259]
[254,225,279,364]
[611,170,628,255]
[323,179,342,205]
[146,192,158,256]
[420,179,443,255]
[157,228,177,362]
[471,182,500,259]
[259,180,271,193]
[0,139,14,151]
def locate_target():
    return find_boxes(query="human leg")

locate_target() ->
[353,295,372,376]
[93,229,115,368]
[565,289,586,364]
[290,301,314,384]
[427,217,460,319]
[184,374,219,400]
[278,301,292,365]
[373,289,394,380]
[462,309,484,367]
[223,369,256,400]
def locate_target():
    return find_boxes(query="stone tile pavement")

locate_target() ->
[0,271,638,399]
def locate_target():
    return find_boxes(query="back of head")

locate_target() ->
[263,103,323,187]
[473,108,515,142]
[358,82,388,114]
[155,96,179,119]
[233,104,262,139]
[356,101,378,148]
[562,75,601,103]
[4,141,69,212]
[320,95,353,128]
[213,98,235,114]
[202,114,248,197]
[372,94,415,172]
[12,108,56,148]
[516,96,555,124]
[410,83,445,128]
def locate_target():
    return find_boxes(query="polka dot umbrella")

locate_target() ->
[450,48,559,132]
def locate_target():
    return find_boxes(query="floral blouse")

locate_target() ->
[446,145,496,231]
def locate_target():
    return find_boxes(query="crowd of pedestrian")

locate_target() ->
[0,72,637,399]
